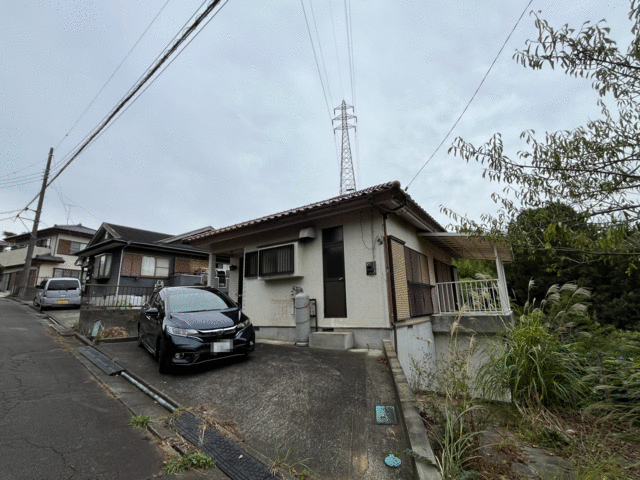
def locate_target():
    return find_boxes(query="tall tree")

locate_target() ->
[447,3,640,268]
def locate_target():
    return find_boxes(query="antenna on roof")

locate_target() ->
[333,100,357,195]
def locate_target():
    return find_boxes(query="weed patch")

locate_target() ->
[270,442,314,479]
[162,452,214,474]
[128,414,151,429]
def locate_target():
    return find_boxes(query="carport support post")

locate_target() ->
[494,246,510,314]
[18,147,53,292]
[207,253,215,287]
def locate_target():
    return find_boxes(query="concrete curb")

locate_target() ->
[383,340,442,480]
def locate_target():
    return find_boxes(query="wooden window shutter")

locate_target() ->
[121,253,142,276]
[175,257,191,275]
[57,239,71,255]
[389,238,411,321]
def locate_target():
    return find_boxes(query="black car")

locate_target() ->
[138,286,255,373]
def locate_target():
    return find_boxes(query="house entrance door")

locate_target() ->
[322,226,346,318]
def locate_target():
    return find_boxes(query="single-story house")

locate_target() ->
[0,224,96,293]
[76,223,221,308]
[184,181,513,390]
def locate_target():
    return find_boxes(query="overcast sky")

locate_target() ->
[0,0,633,238]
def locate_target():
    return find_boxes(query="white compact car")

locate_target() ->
[33,277,82,310]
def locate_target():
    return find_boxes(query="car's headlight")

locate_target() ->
[165,326,198,336]
[237,319,251,330]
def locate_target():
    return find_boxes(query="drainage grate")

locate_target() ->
[375,405,398,425]
[169,411,278,480]
[78,346,124,376]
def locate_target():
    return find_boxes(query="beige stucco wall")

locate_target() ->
[0,232,89,283]
[0,246,50,270]
[236,209,391,332]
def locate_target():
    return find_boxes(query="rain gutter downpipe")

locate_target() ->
[368,193,399,354]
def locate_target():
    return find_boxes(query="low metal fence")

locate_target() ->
[82,284,155,309]
[436,279,506,315]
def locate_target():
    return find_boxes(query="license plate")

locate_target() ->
[57,299,69,305]
[212,340,233,353]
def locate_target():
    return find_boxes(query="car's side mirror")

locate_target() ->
[146,307,159,316]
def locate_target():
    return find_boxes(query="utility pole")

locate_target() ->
[333,100,357,195]
[18,148,53,293]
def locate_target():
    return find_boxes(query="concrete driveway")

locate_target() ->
[43,306,80,329]
[98,340,413,480]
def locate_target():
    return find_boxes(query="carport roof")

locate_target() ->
[419,233,513,261]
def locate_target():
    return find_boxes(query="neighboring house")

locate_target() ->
[184,181,514,391]
[76,223,215,307]
[0,224,96,292]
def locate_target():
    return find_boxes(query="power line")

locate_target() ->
[48,0,231,184]
[17,0,229,216]
[309,0,334,107]
[54,0,172,151]
[46,0,212,182]
[343,0,355,108]
[300,0,333,122]
[405,0,534,192]
[327,0,344,97]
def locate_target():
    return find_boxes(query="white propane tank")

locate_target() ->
[294,292,310,347]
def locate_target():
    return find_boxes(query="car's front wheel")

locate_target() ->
[157,336,171,374]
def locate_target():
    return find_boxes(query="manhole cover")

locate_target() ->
[375,405,398,425]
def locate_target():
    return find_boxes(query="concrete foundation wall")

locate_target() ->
[254,325,392,349]
[432,314,512,396]
[393,313,513,395]
[394,319,438,390]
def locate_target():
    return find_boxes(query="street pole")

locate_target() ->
[18,148,54,293]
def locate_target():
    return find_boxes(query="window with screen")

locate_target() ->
[259,244,294,277]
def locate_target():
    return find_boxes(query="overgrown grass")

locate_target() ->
[416,281,640,478]
[412,313,490,479]
[162,452,215,474]
[478,310,586,408]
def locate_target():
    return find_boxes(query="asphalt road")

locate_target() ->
[0,298,166,480]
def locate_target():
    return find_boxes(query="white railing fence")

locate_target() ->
[436,279,508,315]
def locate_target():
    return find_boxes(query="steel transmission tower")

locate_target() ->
[333,100,357,195]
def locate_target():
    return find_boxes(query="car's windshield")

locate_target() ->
[47,280,80,291]
[168,289,234,313]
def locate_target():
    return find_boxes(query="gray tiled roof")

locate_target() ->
[104,223,173,244]
[52,224,97,236]
[34,253,65,263]
[5,224,96,243]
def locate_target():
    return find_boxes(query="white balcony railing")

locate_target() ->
[435,279,509,315]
